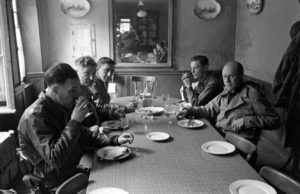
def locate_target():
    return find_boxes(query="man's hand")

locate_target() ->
[113,106,126,119]
[181,72,193,87]
[118,133,134,144]
[126,102,138,113]
[89,125,99,132]
[231,118,245,131]
[176,108,192,120]
[99,126,111,134]
[71,96,89,122]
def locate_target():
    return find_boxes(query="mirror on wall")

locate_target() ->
[112,0,172,68]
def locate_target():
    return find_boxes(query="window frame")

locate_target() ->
[0,0,16,114]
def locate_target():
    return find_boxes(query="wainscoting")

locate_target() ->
[24,72,45,99]
[0,83,35,131]
[114,70,185,98]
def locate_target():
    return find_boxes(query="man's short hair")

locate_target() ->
[74,56,97,69]
[45,63,78,86]
[156,41,165,48]
[191,55,209,66]
[97,57,115,68]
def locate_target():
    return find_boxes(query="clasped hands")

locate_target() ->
[176,108,246,131]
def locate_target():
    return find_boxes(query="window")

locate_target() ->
[12,0,25,81]
[0,0,16,113]
[119,18,131,34]
[0,29,7,106]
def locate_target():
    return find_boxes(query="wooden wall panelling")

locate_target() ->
[25,72,45,100]
[115,71,185,98]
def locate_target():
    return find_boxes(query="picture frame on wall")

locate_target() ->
[246,0,263,15]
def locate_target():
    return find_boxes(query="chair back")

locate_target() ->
[260,166,300,194]
[19,149,88,194]
[130,75,156,94]
[55,173,89,194]
[225,132,258,165]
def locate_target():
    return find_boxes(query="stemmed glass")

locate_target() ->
[162,93,169,108]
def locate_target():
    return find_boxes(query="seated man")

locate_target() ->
[75,56,130,127]
[180,55,222,106]
[90,57,137,113]
[177,61,280,143]
[17,63,134,193]
[153,41,168,63]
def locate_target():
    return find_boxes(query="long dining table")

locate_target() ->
[86,96,264,194]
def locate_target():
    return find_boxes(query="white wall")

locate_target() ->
[37,0,111,69]
[235,0,300,83]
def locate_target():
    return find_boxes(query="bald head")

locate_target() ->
[222,61,244,92]
[290,21,300,39]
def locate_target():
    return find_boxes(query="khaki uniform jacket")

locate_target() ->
[192,84,280,141]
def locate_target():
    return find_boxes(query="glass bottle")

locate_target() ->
[142,81,153,107]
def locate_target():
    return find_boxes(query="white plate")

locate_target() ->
[101,119,129,131]
[89,187,129,194]
[96,146,131,160]
[194,0,221,20]
[60,0,90,18]
[229,179,276,194]
[135,107,164,115]
[177,119,204,129]
[172,102,192,110]
[201,141,235,155]
[146,132,170,141]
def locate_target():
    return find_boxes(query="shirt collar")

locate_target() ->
[220,83,247,97]
[40,91,69,115]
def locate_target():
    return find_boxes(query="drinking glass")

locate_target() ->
[164,105,176,131]
[162,93,169,107]
[134,89,143,102]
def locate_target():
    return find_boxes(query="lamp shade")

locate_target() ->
[137,10,147,17]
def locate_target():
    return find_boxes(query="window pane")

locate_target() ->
[0,57,7,105]
[0,30,2,55]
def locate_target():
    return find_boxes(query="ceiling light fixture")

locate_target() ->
[137,0,147,18]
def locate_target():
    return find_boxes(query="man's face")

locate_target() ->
[222,65,242,92]
[190,61,207,80]
[98,63,115,82]
[77,65,97,87]
[55,78,81,109]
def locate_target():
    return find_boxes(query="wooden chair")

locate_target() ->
[225,132,258,166]
[260,166,300,194]
[130,75,156,95]
[55,173,88,194]
[19,152,88,194]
